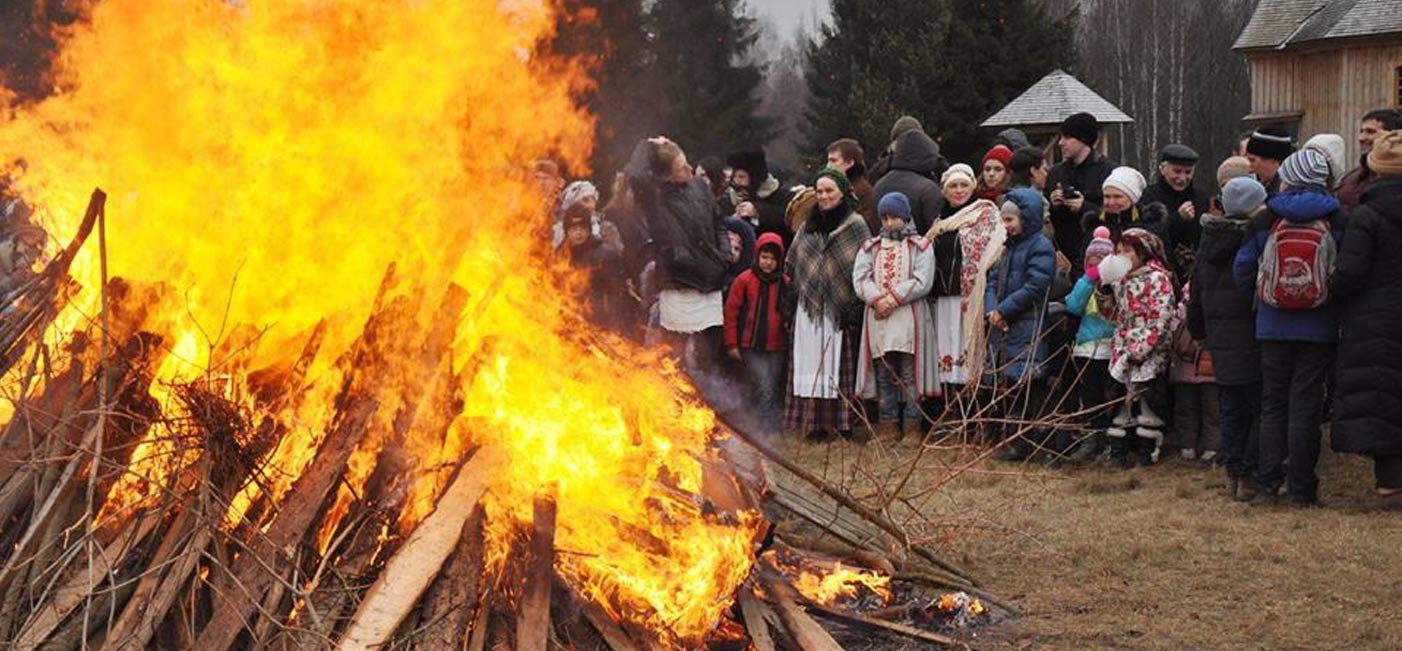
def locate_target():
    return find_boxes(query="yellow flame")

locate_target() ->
[1,0,763,645]
[791,562,895,607]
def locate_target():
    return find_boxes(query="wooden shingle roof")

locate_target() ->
[1234,0,1402,51]
[980,69,1132,129]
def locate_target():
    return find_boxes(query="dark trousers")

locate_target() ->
[1170,384,1220,454]
[1256,341,1335,501]
[742,350,786,433]
[1075,357,1114,430]
[1376,455,1402,490]
[1217,383,1261,481]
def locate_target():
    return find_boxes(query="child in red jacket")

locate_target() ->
[725,233,791,433]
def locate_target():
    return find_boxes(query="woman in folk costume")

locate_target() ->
[854,192,939,438]
[785,168,873,442]
[927,164,1004,396]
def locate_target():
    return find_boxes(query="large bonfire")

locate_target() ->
[0,0,766,647]
[0,1,998,649]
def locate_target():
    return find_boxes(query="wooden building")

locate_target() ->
[1234,0,1402,165]
[980,69,1133,160]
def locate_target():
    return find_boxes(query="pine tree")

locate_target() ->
[546,0,779,180]
[545,0,659,182]
[646,0,778,160]
[802,0,1077,167]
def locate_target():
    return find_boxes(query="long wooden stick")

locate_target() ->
[800,598,970,649]
[718,412,979,586]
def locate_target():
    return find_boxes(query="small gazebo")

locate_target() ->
[981,69,1133,157]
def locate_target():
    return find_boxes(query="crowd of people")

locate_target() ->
[542,108,1402,511]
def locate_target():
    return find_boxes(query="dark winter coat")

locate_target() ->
[1335,160,1373,216]
[1142,177,1213,274]
[1330,177,1402,457]
[985,188,1056,381]
[1044,151,1117,259]
[724,233,790,352]
[1232,188,1343,343]
[871,130,947,235]
[1078,202,1171,270]
[1187,214,1260,386]
[625,141,730,293]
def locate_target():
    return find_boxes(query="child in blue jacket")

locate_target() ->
[1064,227,1117,462]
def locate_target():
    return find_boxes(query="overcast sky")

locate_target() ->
[751,0,831,40]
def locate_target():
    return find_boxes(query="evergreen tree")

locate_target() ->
[646,0,778,160]
[546,0,778,181]
[545,0,659,183]
[802,0,1077,167]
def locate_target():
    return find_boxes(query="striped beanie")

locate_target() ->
[1278,148,1331,190]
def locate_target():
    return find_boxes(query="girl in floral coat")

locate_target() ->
[1096,227,1176,467]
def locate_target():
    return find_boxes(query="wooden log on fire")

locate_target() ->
[757,574,844,651]
[287,284,470,648]
[514,490,558,651]
[413,504,486,649]
[737,590,777,651]
[799,598,970,650]
[191,397,379,651]
[333,447,498,651]
[103,322,329,651]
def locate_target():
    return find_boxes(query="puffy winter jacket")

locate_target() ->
[985,188,1056,381]
[1330,177,1402,457]
[1232,187,1343,343]
[1187,213,1260,385]
[1065,275,1115,346]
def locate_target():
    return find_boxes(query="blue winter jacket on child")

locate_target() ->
[985,188,1056,380]
[1232,187,1343,343]
[1065,275,1115,346]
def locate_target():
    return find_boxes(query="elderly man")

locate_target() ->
[1142,144,1212,275]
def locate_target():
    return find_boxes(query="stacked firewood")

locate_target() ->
[0,189,1007,651]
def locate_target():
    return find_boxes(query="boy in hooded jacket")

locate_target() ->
[725,233,791,433]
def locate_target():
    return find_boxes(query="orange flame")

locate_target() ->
[0,0,764,645]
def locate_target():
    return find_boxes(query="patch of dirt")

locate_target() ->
[775,435,1402,650]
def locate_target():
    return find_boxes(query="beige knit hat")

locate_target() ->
[1369,130,1402,177]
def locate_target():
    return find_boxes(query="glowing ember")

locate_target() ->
[0,0,765,646]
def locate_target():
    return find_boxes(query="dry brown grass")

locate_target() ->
[775,435,1402,651]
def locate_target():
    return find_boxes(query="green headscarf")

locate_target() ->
[814,167,858,210]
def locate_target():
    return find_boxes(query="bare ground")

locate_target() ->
[775,434,1402,651]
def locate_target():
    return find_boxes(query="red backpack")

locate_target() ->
[1257,218,1335,310]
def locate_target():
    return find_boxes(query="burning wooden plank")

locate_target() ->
[737,590,777,651]
[514,490,558,651]
[335,446,498,651]
[759,574,845,651]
